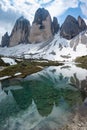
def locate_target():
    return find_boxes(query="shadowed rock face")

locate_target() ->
[60,15,87,40]
[29,8,53,43]
[9,16,30,47]
[78,16,87,31]
[33,8,49,24]
[52,17,59,34]
[1,32,9,47]
[60,15,80,40]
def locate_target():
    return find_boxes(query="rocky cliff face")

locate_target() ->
[52,17,59,34]
[78,16,87,31]
[1,32,9,47]
[29,8,53,43]
[9,16,30,47]
[60,15,87,40]
[60,15,80,40]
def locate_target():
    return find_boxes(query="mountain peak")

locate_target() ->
[65,15,77,23]
[60,15,86,40]
[29,7,53,43]
[33,8,50,24]
[60,15,79,39]
[9,16,30,46]
[18,16,25,20]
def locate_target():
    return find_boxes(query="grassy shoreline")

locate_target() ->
[75,55,87,69]
[0,60,63,79]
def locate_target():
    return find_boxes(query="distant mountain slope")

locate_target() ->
[0,31,87,61]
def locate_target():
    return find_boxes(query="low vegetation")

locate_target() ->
[75,55,87,69]
[0,60,63,78]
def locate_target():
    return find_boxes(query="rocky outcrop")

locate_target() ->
[70,30,87,50]
[52,17,59,34]
[78,16,87,31]
[60,15,87,40]
[29,8,53,43]
[1,32,9,47]
[9,16,30,47]
[60,15,80,40]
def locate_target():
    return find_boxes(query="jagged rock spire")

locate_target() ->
[1,32,9,47]
[29,8,53,43]
[33,8,50,24]
[9,16,30,47]
[52,17,59,34]
[60,15,86,40]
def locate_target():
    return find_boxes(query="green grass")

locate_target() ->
[75,55,87,69]
[0,60,63,78]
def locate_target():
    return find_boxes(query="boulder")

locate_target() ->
[29,8,53,43]
[9,16,30,47]
[1,32,9,47]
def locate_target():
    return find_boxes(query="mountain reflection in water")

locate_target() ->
[0,64,87,130]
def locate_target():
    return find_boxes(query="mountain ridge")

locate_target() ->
[1,8,87,47]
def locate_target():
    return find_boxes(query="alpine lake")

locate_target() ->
[0,60,87,130]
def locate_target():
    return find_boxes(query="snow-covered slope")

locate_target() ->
[0,32,87,61]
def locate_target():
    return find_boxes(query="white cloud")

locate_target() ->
[0,27,6,44]
[0,0,79,22]
[45,0,79,18]
[0,0,87,22]
[80,1,87,18]
[0,21,13,44]
[84,19,87,25]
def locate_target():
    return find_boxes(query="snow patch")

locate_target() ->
[14,72,22,76]
[1,57,17,65]
[0,76,11,80]
[0,32,87,62]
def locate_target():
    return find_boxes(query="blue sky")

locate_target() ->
[0,0,87,41]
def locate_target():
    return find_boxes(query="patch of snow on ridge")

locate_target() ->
[1,57,17,65]
[0,33,87,61]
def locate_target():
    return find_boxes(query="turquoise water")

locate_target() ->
[0,65,87,130]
